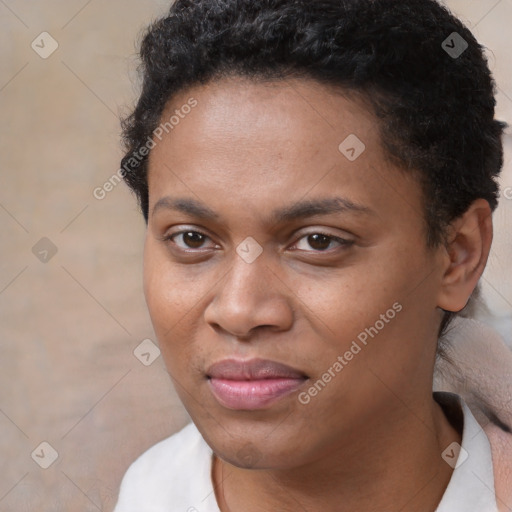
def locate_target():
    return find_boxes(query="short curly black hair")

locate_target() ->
[120,0,506,340]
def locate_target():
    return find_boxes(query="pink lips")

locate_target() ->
[207,358,307,410]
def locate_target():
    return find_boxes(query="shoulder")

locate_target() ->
[114,422,218,512]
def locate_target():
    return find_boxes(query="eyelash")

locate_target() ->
[162,229,353,254]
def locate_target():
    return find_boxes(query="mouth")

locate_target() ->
[206,358,308,410]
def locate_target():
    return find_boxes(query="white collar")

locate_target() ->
[434,391,498,511]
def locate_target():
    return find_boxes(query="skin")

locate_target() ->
[144,76,493,511]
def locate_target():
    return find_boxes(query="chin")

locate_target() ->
[197,416,309,470]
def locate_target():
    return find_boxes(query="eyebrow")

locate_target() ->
[151,195,374,224]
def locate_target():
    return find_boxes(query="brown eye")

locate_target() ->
[294,232,353,252]
[166,230,214,251]
[181,231,206,249]
[306,234,332,251]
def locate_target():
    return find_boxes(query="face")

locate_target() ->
[144,77,446,469]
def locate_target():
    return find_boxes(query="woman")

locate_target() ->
[113,0,511,510]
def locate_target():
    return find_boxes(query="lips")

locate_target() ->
[206,358,308,410]
[207,358,307,380]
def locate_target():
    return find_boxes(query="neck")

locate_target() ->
[214,395,461,512]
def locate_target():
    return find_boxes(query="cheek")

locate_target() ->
[143,242,190,363]
[295,255,401,331]
[143,241,199,328]
[142,240,216,371]
[296,244,433,364]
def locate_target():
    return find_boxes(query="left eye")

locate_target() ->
[293,233,352,252]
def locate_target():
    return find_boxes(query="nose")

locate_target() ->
[203,253,294,340]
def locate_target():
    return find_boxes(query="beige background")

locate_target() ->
[0,1,511,510]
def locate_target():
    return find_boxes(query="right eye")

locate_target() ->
[163,229,217,251]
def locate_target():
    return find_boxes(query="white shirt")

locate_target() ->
[113,392,498,512]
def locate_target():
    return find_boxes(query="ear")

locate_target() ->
[437,199,493,312]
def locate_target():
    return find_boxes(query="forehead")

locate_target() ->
[146,76,423,228]
[151,76,379,168]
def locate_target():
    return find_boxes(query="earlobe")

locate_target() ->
[436,199,493,312]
